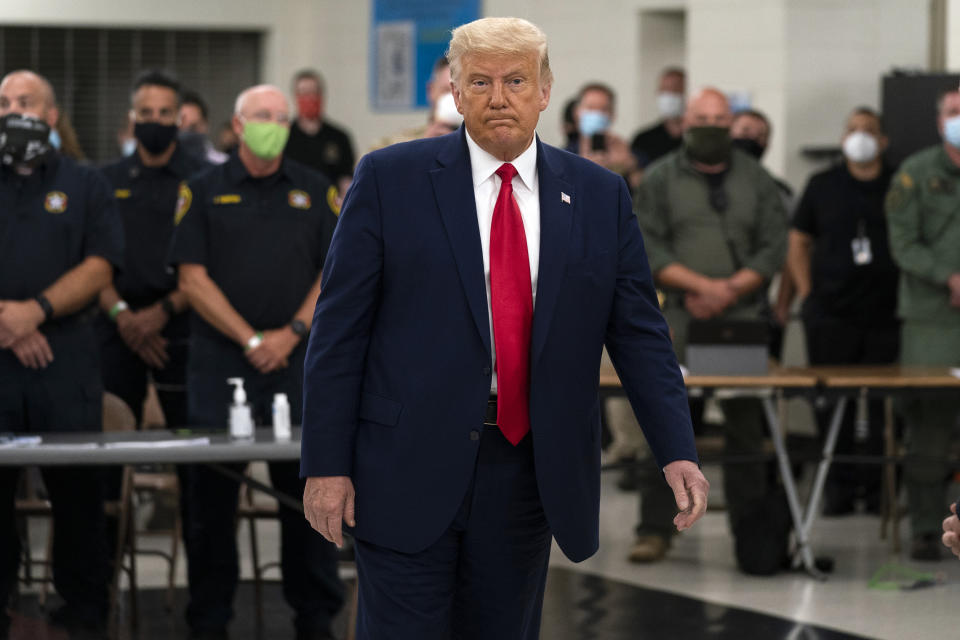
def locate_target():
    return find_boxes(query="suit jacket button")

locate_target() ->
[469,430,480,441]
[483,366,491,375]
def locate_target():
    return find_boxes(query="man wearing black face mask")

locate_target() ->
[731,109,793,204]
[631,89,787,571]
[98,71,208,466]
[0,69,123,637]
[731,109,794,359]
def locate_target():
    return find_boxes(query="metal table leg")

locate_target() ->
[761,392,825,580]
[800,397,848,542]
[206,462,305,513]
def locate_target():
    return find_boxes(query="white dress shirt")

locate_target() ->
[464,131,541,395]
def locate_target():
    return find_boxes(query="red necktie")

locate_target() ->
[490,163,532,445]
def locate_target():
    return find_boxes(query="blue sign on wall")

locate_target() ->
[371,0,480,110]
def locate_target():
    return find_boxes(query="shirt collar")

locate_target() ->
[225,152,292,185]
[125,143,194,179]
[464,129,538,192]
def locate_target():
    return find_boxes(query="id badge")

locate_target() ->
[851,236,872,266]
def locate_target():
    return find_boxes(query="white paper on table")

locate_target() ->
[0,436,43,449]
[950,368,960,379]
[103,437,211,450]
[37,443,100,451]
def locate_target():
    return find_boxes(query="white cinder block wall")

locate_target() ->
[0,0,935,188]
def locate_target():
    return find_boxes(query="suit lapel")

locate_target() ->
[430,129,491,358]
[531,139,573,365]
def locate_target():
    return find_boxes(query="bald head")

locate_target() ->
[684,88,732,130]
[0,70,59,127]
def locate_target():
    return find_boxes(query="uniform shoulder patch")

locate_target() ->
[885,174,913,212]
[114,188,131,199]
[288,189,312,210]
[900,173,914,189]
[174,182,192,226]
[44,191,68,214]
[326,185,341,216]
[212,194,242,205]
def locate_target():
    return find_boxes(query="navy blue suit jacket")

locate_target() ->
[301,128,696,562]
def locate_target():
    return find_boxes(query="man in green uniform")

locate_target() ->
[632,88,787,569]
[885,89,960,561]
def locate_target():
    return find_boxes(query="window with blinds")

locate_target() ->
[0,26,262,165]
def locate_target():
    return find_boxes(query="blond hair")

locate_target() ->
[447,17,553,88]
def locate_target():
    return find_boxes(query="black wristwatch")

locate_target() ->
[290,319,309,338]
[34,294,54,323]
[161,297,176,317]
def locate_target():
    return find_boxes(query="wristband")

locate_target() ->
[109,300,129,321]
[35,294,54,323]
[245,332,264,352]
[161,297,176,317]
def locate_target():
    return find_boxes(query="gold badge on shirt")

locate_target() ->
[114,188,131,199]
[326,185,340,216]
[44,191,68,214]
[288,189,312,210]
[174,182,192,226]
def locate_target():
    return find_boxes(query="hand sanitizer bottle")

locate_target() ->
[227,377,254,440]
[272,393,292,442]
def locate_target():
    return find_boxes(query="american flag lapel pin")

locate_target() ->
[561,192,571,204]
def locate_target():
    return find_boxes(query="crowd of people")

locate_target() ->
[0,18,959,638]
[578,68,960,571]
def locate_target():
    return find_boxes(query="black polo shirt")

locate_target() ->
[284,119,356,185]
[630,121,683,169]
[100,145,210,309]
[792,163,898,321]
[168,154,339,342]
[0,154,123,318]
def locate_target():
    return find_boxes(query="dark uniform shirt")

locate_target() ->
[0,154,123,349]
[793,163,898,321]
[630,121,683,169]
[100,145,209,309]
[168,154,339,343]
[284,119,356,185]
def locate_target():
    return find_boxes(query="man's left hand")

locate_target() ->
[942,502,960,559]
[246,328,299,374]
[663,459,709,532]
[0,300,45,348]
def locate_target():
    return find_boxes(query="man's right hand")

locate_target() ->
[948,273,960,308]
[304,475,355,548]
[10,330,54,369]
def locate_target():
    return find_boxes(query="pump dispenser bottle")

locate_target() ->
[227,377,254,440]
[272,393,292,441]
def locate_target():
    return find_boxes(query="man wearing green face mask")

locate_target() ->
[168,84,344,639]
[630,88,788,571]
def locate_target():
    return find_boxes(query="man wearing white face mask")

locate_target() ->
[885,89,960,561]
[571,82,639,185]
[631,67,685,170]
[786,107,898,518]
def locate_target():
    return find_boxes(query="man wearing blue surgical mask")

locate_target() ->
[885,89,960,561]
[570,83,639,186]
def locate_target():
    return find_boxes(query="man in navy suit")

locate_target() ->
[301,16,708,639]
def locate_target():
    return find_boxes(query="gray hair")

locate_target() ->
[234,84,287,116]
[0,70,57,108]
[446,17,553,88]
